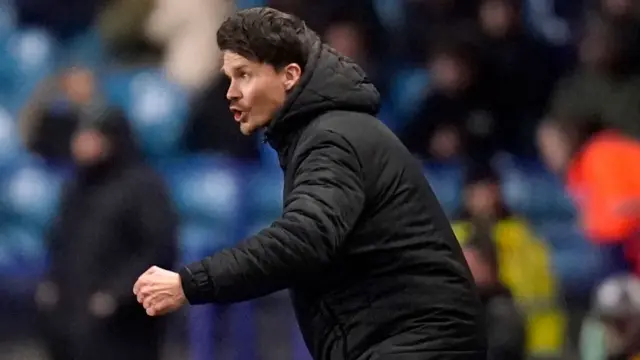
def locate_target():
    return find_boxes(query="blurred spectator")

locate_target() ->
[475,0,558,156]
[96,0,162,65]
[549,15,640,138]
[537,119,640,273]
[144,0,233,92]
[269,0,388,53]
[19,66,106,161]
[34,108,178,360]
[452,166,566,357]
[401,0,479,64]
[401,42,497,164]
[592,274,640,360]
[462,231,526,360]
[322,18,387,94]
[594,0,640,73]
[5,0,640,358]
[455,166,510,225]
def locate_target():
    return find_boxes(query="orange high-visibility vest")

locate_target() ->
[566,131,640,243]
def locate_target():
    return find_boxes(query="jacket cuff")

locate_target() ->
[179,261,217,305]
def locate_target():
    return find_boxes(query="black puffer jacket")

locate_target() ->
[180,40,486,360]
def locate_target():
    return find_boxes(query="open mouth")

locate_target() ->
[231,109,244,121]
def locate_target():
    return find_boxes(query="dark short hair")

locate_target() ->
[217,7,316,71]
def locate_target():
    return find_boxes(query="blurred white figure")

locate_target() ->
[145,0,234,91]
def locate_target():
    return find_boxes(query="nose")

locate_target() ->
[226,80,241,102]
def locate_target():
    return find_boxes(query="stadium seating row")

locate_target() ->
[0,154,578,277]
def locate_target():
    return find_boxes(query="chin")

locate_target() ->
[239,123,256,136]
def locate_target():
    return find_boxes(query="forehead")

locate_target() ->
[222,51,264,73]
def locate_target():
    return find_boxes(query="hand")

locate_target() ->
[88,292,116,318]
[133,266,186,316]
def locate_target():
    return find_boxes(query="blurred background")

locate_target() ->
[0,0,640,359]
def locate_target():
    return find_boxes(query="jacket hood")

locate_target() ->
[76,107,142,183]
[265,38,380,151]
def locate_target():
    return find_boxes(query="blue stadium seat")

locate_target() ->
[0,106,24,167]
[522,0,572,46]
[102,68,188,157]
[0,225,45,279]
[179,222,236,265]
[59,28,106,68]
[536,221,589,252]
[496,157,576,221]
[236,0,265,8]
[164,157,243,229]
[423,162,463,217]
[0,159,64,229]
[0,230,17,278]
[389,67,430,126]
[0,28,55,113]
[373,0,405,30]
[0,0,17,40]
[537,221,629,299]
[377,100,402,133]
[245,166,283,222]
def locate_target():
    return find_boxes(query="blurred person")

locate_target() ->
[476,0,558,156]
[97,0,163,64]
[268,0,388,55]
[452,166,566,358]
[134,7,487,360]
[19,66,105,161]
[594,0,640,20]
[462,232,526,360]
[401,0,479,64]
[537,119,640,273]
[401,42,497,164]
[144,0,234,92]
[595,0,640,73]
[322,18,386,94]
[592,274,640,360]
[34,108,178,360]
[550,16,640,137]
[455,166,510,226]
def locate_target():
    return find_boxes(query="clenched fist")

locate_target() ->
[133,266,187,316]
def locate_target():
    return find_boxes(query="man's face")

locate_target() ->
[479,0,517,38]
[222,51,301,135]
[71,129,109,166]
[61,67,96,105]
[429,54,471,94]
[537,122,571,174]
[465,181,500,218]
[325,22,365,62]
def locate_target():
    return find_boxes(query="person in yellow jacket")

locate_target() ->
[452,166,565,358]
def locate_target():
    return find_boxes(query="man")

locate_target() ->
[37,108,178,360]
[462,233,526,360]
[134,7,486,359]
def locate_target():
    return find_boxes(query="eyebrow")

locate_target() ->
[221,65,249,75]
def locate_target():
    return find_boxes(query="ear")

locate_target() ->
[282,63,302,91]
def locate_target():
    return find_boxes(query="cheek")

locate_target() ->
[248,82,286,121]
